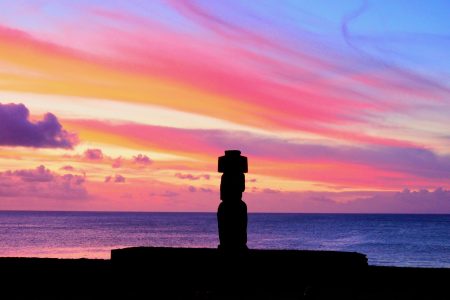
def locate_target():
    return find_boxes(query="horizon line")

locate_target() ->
[1,209,449,215]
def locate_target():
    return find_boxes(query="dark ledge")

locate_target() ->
[111,247,368,297]
[111,246,368,271]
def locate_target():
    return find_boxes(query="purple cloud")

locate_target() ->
[175,173,210,180]
[133,154,152,165]
[84,148,103,160]
[0,103,77,149]
[262,188,280,194]
[149,191,179,198]
[162,191,178,197]
[114,174,125,183]
[187,186,213,193]
[0,165,87,200]
[105,174,125,183]
[4,165,54,182]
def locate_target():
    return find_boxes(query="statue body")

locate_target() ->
[217,150,248,251]
[217,200,247,250]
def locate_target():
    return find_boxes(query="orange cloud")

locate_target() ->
[61,119,450,190]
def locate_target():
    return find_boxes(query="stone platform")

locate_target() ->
[111,247,368,298]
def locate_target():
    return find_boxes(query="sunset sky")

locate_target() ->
[0,0,449,213]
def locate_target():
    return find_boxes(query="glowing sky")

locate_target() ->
[0,0,449,212]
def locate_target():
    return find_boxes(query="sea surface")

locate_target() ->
[0,211,449,268]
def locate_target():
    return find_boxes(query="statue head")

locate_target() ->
[218,150,247,201]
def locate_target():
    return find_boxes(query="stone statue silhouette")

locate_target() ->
[217,150,248,251]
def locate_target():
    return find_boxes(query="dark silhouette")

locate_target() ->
[4,250,450,299]
[217,150,248,251]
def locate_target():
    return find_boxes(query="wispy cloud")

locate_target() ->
[64,119,450,189]
[245,188,450,213]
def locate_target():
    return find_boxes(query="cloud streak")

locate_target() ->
[0,2,448,148]
[245,188,450,214]
[65,119,450,189]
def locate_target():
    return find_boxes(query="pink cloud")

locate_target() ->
[68,120,450,189]
[62,149,156,171]
[1,3,448,150]
[244,188,450,213]
[133,154,152,165]
[114,174,126,183]
[62,4,448,146]
[84,148,103,160]
[60,165,75,171]
[1,21,446,151]
[0,165,87,200]
[112,157,122,168]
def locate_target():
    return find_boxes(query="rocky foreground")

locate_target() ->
[0,247,449,299]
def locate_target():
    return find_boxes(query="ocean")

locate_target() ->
[0,211,449,268]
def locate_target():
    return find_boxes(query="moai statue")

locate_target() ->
[217,150,248,251]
